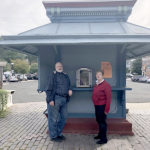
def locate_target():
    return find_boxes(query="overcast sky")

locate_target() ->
[0,0,150,35]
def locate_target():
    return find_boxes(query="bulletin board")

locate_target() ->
[101,62,112,78]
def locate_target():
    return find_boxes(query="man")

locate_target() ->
[92,71,111,144]
[46,62,72,142]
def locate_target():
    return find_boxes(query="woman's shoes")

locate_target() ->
[94,135,101,139]
[94,135,107,145]
[96,139,107,144]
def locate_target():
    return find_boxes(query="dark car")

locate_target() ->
[33,73,38,80]
[27,74,34,80]
[131,75,143,82]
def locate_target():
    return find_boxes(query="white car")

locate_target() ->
[20,74,27,81]
[139,76,148,82]
[147,78,150,83]
[126,73,133,78]
[9,76,18,82]
[3,75,6,82]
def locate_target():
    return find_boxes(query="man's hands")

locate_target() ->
[49,101,54,106]
[68,90,73,96]
[49,90,72,106]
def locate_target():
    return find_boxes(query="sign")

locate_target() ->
[101,61,112,78]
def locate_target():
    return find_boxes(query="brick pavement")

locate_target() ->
[127,103,150,150]
[0,102,150,150]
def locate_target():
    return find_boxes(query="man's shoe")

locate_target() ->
[51,137,63,142]
[58,135,66,140]
[96,140,107,144]
[94,135,101,140]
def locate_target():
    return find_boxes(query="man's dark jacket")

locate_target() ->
[45,71,71,104]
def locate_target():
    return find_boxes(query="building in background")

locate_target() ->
[126,59,134,73]
[142,56,150,77]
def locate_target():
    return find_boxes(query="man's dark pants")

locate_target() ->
[47,95,67,139]
[95,105,107,141]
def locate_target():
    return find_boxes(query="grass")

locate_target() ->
[0,89,8,118]
[0,109,9,118]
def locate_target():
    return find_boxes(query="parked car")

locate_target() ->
[9,75,18,82]
[3,75,7,82]
[20,74,27,81]
[33,73,38,80]
[4,71,11,78]
[126,73,133,78]
[27,74,34,80]
[16,74,21,81]
[131,75,143,82]
[147,78,150,83]
[139,76,148,82]
[17,74,27,81]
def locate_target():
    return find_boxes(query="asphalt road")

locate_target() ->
[2,79,150,103]
[126,79,150,103]
[3,80,46,103]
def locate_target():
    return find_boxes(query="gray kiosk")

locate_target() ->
[1,0,150,134]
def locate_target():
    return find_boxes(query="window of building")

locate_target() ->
[76,68,92,87]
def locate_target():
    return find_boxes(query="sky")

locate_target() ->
[0,0,150,35]
[0,0,50,35]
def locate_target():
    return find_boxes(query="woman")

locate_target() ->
[92,70,111,144]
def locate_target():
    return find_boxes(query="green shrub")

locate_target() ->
[30,63,38,74]
[0,89,8,112]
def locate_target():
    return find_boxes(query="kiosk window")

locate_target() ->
[76,68,92,87]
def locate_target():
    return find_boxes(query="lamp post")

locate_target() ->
[11,63,14,75]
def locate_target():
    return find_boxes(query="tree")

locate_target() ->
[30,63,38,74]
[3,63,11,72]
[27,54,37,65]
[131,58,142,75]
[126,68,130,73]
[12,59,29,74]
[0,49,26,63]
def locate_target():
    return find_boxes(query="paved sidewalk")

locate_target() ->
[0,102,150,150]
[126,103,150,150]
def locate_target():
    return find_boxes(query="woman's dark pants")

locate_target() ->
[95,105,107,141]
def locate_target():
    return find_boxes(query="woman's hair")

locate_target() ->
[96,70,104,75]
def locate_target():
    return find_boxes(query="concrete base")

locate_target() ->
[63,118,134,136]
[6,90,15,107]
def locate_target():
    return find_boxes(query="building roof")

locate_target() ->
[18,22,150,36]
[0,21,150,59]
[43,0,136,22]
[0,0,150,59]
[43,0,136,7]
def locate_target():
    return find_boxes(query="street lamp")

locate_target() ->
[11,63,14,75]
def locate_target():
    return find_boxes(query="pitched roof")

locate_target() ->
[0,21,150,59]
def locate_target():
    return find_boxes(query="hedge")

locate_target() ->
[0,89,8,112]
